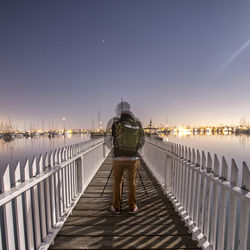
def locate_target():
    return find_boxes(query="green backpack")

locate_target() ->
[115,118,141,153]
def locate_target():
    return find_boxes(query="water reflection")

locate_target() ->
[0,134,90,175]
[163,133,250,174]
[1,132,250,179]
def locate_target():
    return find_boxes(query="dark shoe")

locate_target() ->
[129,206,138,214]
[110,205,120,215]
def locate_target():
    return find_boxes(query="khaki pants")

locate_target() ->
[112,160,139,209]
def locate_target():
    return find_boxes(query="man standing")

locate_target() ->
[110,102,144,214]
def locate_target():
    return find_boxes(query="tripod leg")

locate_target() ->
[101,168,113,197]
[137,169,148,197]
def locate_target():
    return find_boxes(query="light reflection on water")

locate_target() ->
[0,134,91,175]
[164,134,250,175]
[1,133,250,176]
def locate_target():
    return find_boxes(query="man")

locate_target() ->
[110,102,144,214]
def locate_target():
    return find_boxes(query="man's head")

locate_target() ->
[115,101,131,117]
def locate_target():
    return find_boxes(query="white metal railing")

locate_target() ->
[0,138,110,250]
[140,137,250,250]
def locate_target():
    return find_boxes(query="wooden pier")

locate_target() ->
[49,153,201,249]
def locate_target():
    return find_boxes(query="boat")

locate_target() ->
[24,132,33,138]
[48,131,56,139]
[32,132,40,137]
[144,120,164,140]
[90,130,106,138]
[15,132,24,138]
[2,133,15,141]
[144,120,158,136]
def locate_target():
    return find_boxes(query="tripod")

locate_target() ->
[101,167,148,198]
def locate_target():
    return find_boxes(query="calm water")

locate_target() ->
[163,134,250,182]
[0,134,91,176]
[1,133,249,178]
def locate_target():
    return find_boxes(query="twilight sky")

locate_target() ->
[0,0,250,129]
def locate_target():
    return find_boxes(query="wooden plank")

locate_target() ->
[58,224,190,236]
[64,215,184,226]
[74,203,175,211]
[50,235,201,249]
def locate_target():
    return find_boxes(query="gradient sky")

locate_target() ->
[0,0,250,129]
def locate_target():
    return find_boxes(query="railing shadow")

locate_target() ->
[50,154,201,249]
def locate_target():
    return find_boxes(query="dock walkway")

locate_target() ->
[50,153,201,249]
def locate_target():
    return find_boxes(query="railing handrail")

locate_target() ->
[0,140,104,207]
[145,140,250,202]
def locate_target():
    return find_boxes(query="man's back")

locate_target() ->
[112,112,144,157]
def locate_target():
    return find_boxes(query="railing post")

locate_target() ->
[23,158,35,249]
[198,151,206,232]
[31,156,41,248]
[190,148,196,220]
[204,152,212,240]
[210,154,220,248]
[38,155,47,241]
[227,159,238,250]
[185,148,191,214]
[44,153,52,233]
[237,162,250,250]
[77,157,84,193]
[61,147,67,212]
[164,154,168,193]
[194,150,201,226]
[14,161,26,250]
[217,156,228,250]
[181,146,187,210]
[57,149,64,217]
[49,151,56,227]
[54,149,60,221]
[2,165,15,250]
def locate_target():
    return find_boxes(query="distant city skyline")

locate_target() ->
[1,116,250,132]
[1,1,250,128]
